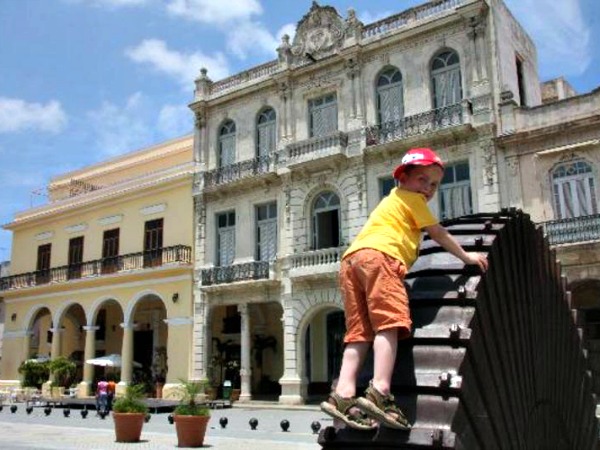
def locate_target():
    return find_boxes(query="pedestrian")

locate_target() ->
[106,375,116,411]
[320,148,488,430]
[95,376,109,415]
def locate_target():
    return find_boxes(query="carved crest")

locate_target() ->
[291,2,345,62]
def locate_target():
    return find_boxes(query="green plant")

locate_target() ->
[48,356,76,387]
[174,379,210,416]
[18,359,50,388]
[112,384,149,414]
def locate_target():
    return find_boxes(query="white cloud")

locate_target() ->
[505,0,591,77]
[87,92,154,156]
[166,0,262,25]
[227,20,279,60]
[276,23,296,44]
[126,39,229,89]
[86,94,193,156]
[157,104,193,137]
[357,10,393,25]
[0,98,68,134]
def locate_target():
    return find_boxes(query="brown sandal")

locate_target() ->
[357,381,411,430]
[320,392,376,430]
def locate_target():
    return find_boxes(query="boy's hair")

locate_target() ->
[393,148,444,180]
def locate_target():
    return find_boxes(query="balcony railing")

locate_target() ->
[542,214,600,245]
[362,0,466,39]
[278,131,348,167]
[288,246,346,279]
[203,155,272,189]
[201,261,270,286]
[0,245,192,291]
[365,103,464,147]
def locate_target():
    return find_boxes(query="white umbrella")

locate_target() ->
[85,353,142,368]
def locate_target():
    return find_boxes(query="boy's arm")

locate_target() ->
[424,223,488,272]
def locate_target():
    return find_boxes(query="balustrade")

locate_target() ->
[0,245,192,291]
[201,261,270,286]
[541,214,600,245]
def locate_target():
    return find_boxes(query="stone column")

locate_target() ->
[49,327,63,359]
[278,294,304,405]
[162,317,194,399]
[22,331,32,361]
[238,304,252,402]
[117,323,134,395]
[78,325,99,397]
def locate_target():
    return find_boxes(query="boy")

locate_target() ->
[321,148,488,430]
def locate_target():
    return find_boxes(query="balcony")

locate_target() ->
[288,246,346,280]
[541,214,600,245]
[365,103,467,148]
[202,155,275,192]
[201,261,271,287]
[278,131,348,171]
[0,245,192,291]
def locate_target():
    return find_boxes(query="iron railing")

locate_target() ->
[0,245,192,291]
[202,155,272,189]
[541,214,600,245]
[201,261,270,286]
[365,103,464,147]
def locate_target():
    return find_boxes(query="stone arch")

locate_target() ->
[302,184,346,250]
[89,295,124,326]
[23,304,52,331]
[292,287,343,388]
[53,300,87,328]
[124,289,166,324]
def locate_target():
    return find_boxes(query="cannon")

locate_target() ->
[319,210,598,449]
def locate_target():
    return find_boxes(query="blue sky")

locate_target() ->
[0,0,598,263]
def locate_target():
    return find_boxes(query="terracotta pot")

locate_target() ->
[175,414,210,447]
[231,389,241,401]
[113,412,145,443]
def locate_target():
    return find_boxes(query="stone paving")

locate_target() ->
[0,403,329,449]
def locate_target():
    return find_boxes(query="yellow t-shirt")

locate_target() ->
[343,187,438,269]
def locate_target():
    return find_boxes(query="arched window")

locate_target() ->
[312,191,341,250]
[256,108,276,157]
[218,120,236,168]
[552,160,598,219]
[376,67,403,125]
[431,50,462,108]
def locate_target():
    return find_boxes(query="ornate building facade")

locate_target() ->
[188,0,574,404]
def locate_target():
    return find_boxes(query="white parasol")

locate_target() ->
[85,353,142,368]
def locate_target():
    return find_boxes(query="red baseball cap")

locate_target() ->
[393,148,444,179]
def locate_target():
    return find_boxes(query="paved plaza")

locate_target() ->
[0,403,327,449]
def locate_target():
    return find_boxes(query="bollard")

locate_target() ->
[249,417,258,430]
[219,416,228,428]
[280,419,290,432]
[311,420,321,434]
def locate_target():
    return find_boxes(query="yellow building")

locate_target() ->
[0,135,194,397]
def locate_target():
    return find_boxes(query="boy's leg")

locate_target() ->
[357,327,410,429]
[372,328,398,395]
[335,341,370,398]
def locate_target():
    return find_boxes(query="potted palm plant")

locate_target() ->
[112,384,148,443]
[173,379,211,447]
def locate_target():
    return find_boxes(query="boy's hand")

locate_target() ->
[463,252,488,272]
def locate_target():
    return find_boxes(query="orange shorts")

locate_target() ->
[340,248,411,343]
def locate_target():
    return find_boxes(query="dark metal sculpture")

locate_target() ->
[318,210,599,449]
